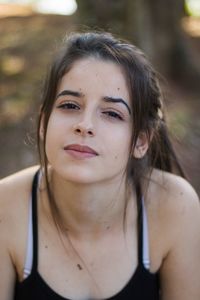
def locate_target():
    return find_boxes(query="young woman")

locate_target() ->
[0,31,200,300]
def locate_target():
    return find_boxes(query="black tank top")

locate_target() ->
[14,171,160,300]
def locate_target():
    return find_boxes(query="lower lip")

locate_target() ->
[65,149,97,159]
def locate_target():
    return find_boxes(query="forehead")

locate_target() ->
[58,57,130,102]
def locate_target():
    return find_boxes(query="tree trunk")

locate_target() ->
[75,0,200,87]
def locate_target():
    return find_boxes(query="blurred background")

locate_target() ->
[0,0,200,194]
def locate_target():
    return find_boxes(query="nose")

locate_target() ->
[73,119,95,137]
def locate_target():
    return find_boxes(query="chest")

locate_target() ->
[36,225,138,299]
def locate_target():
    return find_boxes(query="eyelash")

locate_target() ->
[57,102,80,110]
[57,102,124,121]
[102,111,123,120]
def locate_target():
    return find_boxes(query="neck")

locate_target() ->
[43,169,136,240]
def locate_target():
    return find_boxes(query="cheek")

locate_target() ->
[45,116,64,156]
[46,114,70,141]
[46,119,57,146]
[104,129,132,161]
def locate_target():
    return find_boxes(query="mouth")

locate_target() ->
[64,144,98,159]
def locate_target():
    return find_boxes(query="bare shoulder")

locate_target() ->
[0,165,39,203]
[146,172,200,299]
[0,167,39,297]
[0,165,39,244]
[146,169,200,265]
[0,165,39,186]
[146,168,199,217]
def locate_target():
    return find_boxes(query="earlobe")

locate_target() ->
[133,132,149,159]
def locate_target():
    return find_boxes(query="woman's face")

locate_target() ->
[45,57,133,184]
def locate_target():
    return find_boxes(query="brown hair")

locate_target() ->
[37,31,185,223]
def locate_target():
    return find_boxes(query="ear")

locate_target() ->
[133,132,150,159]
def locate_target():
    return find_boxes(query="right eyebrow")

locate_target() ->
[56,89,84,99]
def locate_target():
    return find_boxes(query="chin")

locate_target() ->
[55,167,100,185]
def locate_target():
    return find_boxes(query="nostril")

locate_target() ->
[88,130,93,136]
[73,125,94,136]
[75,128,81,133]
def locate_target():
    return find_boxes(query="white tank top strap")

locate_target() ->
[23,195,33,279]
[23,170,42,279]
[142,196,151,270]
[23,181,151,278]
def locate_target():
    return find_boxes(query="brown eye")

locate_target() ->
[103,111,123,120]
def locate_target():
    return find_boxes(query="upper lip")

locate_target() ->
[64,144,98,155]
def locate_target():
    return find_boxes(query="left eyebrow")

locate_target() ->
[103,96,131,115]
[56,89,84,99]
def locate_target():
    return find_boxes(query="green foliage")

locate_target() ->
[185,0,200,17]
